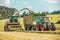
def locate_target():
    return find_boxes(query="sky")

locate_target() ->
[0,0,60,13]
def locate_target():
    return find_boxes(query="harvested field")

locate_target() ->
[0,31,60,40]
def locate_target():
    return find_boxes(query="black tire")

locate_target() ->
[4,25,9,31]
[51,23,56,31]
[51,26,56,31]
[38,24,41,31]
[46,23,50,31]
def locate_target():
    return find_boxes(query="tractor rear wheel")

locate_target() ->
[51,23,56,31]
[51,26,56,31]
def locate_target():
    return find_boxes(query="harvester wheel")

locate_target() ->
[4,25,9,31]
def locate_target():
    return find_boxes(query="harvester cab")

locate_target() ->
[9,16,18,23]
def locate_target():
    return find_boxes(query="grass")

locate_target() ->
[47,14,60,23]
[0,33,28,40]
[0,20,7,31]
[24,30,60,35]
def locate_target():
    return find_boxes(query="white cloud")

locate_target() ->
[4,0,10,6]
[0,0,10,6]
[42,0,59,4]
[22,1,28,5]
[27,5,32,9]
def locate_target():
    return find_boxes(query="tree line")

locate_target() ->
[0,6,17,19]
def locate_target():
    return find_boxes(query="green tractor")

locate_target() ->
[4,16,21,31]
[36,13,56,31]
